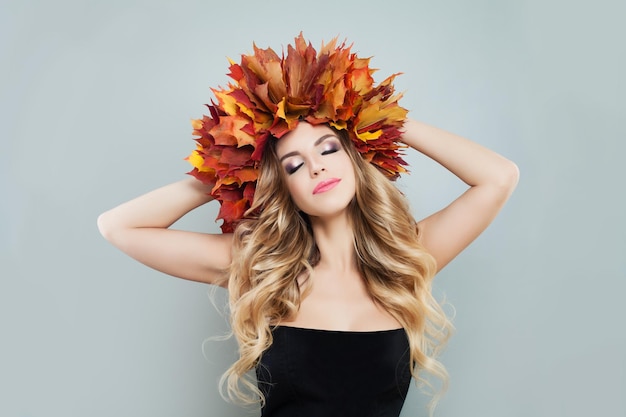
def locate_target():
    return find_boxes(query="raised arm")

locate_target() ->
[403,118,519,271]
[97,177,233,286]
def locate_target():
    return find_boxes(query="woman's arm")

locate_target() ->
[97,177,233,286]
[402,118,520,271]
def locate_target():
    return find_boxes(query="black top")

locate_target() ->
[256,326,411,417]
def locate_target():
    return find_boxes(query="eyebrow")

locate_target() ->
[278,134,337,162]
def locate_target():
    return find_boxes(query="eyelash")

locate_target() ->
[285,143,340,175]
[287,163,303,175]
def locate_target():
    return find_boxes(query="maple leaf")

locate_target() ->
[186,33,409,232]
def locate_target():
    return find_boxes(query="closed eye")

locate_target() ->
[282,137,341,175]
[321,144,340,155]
[286,162,303,175]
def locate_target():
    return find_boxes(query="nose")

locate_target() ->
[309,160,326,177]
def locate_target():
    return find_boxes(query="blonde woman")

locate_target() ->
[97,35,519,417]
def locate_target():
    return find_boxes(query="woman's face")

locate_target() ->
[275,122,356,219]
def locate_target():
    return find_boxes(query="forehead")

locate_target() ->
[275,122,337,156]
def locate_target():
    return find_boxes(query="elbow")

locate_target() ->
[97,211,117,242]
[497,160,520,196]
[506,160,520,187]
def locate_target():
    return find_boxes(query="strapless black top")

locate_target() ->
[256,326,411,417]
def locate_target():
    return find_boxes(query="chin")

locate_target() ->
[302,201,353,220]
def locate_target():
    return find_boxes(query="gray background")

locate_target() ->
[1,0,624,416]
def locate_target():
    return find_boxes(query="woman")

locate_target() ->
[97,35,519,417]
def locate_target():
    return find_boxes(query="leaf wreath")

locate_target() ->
[187,33,408,232]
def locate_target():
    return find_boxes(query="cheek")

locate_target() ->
[285,179,307,209]
[342,158,357,190]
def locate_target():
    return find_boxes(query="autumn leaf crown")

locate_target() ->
[187,34,409,232]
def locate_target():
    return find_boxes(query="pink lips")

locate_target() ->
[313,178,341,195]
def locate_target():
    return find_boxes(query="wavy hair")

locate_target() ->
[221,125,453,414]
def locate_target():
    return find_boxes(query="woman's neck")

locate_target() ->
[310,212,356,273]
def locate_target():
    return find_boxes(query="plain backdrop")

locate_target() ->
[1,0,625,416]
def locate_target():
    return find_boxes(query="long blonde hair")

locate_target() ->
[221,125,453,413]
